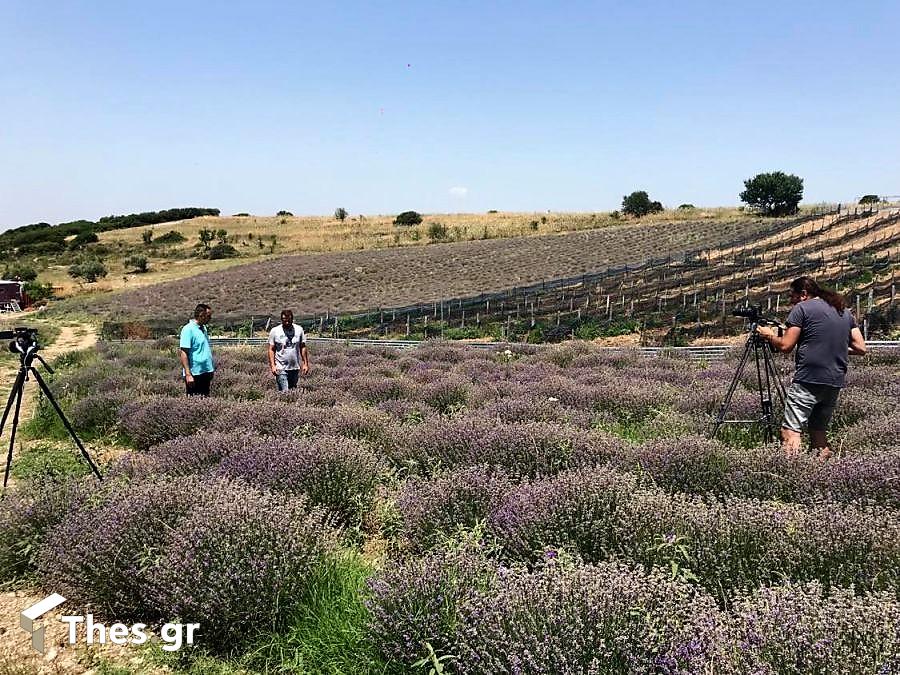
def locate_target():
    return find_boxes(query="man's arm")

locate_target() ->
[268,343,278,374]
[849,326,867,356]
[300,344,309,374]
[179,348,193,382]
[756,325,801,353]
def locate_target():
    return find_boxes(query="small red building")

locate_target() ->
[0,280,25,310]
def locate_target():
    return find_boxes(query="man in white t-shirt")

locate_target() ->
[267,309,309,391]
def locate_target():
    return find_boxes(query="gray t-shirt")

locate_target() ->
[786,297,856,388]
[268,324,306,371]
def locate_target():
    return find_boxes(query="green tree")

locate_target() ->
[142,229,153,245]
[739,171,803,216]
[3,264,38,281]
[334,207,348,222]
[215,228,229,245]
[621,191,663,217]
[276,210,293,217]
[198,228,215,250]
[859,194,880,205]
[394,211,423,226]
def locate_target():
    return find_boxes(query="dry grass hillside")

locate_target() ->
[39,207,771,297]
[56,213,791,324]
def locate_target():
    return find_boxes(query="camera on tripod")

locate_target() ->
[0,327,39,355]
[731,305,784,343]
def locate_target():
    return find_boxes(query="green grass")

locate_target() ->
[150,551,386,675]
[10,442,91,481]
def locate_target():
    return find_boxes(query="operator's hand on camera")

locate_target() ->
[755,325,776,341]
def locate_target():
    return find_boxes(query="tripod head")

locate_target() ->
[0,327,50,370]
[731,306,784,350]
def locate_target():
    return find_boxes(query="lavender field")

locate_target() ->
[2,339,899,673]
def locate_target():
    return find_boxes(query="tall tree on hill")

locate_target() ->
[739,171,804,216]
[622,191,663,217]
[334,207,348,222]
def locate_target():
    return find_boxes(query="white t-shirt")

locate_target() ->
[268,323,306,371]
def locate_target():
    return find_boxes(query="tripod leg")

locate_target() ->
[762,348,787,436]
[28,367,103,481]
[0,366,27,441]
[2,371,27,490]
[712,336,754,438]
[752,342,775,444]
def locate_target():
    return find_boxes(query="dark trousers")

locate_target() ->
[186,372,213,396]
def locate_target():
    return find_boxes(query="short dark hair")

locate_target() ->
[281,309,293,319]
[194,303,211,319]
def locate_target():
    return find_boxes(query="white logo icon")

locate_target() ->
[20,593,67,653]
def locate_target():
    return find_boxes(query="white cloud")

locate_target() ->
[449,186,468,198]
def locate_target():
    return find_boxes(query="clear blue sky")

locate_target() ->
[1,0,898,229]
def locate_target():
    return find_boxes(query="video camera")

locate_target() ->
[731,304,781,328]
[0,327,39,355]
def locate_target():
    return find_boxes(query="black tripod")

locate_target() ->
[711,321,787,444]
[0,329,102,492]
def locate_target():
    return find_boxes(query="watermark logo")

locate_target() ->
[19,595,199,653]
[20,593,67,654]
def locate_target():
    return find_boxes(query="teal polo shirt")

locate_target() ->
[179,319,214,375]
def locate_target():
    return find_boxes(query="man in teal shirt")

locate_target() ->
[179,304,214,396]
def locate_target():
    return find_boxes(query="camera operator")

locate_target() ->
[179,304,215,396]
[755,277,866,458]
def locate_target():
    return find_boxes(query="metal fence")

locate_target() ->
[203,336,899,361]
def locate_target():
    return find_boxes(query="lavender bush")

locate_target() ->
[455,560,725,674]
[490,466,900,600]
[37,476,207,620]
[147,481,337,650]
[366,540,495,666]
[398,465,513,550]
[214,434,385,523]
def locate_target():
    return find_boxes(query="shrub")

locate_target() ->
[398,465,513,550]
[456,560,724,674]
[68,231,99,249]
[147,481,336,650]
[426,222,448,241]
[214,435,385,524]
[117,396,227,449]
[366,541,494,666]
[68,259,108,282]
[2,263,37,281]
[334,207,348,221]
[207,243,239,259]
[490,467,900,600]
[37,477,206,620]
[858,194,880,204]
[728,583,900,673]
[124,254,148,273]
[276,210,294,217]
[0,480,92,584]
[153,230,186,245]
[393,211,423,226]
[678,203,695,210]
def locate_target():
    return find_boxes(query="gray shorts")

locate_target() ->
[782,381,840,432]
